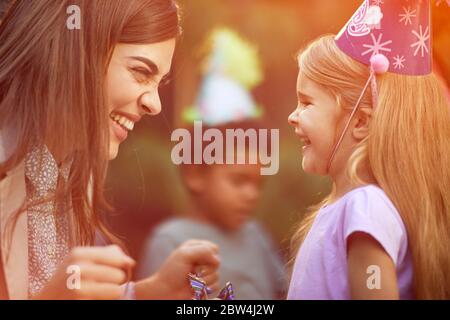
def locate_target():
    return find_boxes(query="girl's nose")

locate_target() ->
[139,90,162,116]
[288,109,299,127]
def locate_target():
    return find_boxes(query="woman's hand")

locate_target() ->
[33,245,135,300]
[135,239,220,300]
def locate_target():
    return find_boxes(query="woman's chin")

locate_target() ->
[109,143,119,160]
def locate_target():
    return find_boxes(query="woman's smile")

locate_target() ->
[109,111,141,143]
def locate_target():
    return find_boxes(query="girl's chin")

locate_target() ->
[302,153,327,176]
[301,148,313,173]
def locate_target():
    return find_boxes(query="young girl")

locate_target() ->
[0,0,219,299]
[287,0,450,299]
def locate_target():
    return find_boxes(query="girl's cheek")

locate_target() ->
[297,111,311,132]
[299,111,320,139]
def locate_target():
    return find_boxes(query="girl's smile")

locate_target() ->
[294,127,312,152]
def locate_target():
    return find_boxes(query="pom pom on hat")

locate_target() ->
[370,54,389,74]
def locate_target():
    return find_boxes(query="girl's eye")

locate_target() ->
[300,101,312,109]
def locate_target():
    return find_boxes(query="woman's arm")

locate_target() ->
[347,232,399,300]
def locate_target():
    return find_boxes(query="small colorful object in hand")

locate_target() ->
[188,273,235,300]
[217,282,235,300]
[188,273,209,300]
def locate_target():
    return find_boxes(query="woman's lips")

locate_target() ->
[109,111,140,143]
[111,118,128,142]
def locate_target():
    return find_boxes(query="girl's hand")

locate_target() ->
[135,239,220,300]
[33,245,135,300]
[347,232,399,299]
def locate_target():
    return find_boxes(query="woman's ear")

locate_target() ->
[352,105,373,141]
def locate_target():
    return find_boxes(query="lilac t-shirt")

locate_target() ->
[288,184,413,300]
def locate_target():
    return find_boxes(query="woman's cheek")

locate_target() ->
[108,70,137,108]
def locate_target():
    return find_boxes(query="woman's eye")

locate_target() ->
[130,67,153,84]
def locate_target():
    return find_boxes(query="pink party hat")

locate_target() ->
[335,0,432,76]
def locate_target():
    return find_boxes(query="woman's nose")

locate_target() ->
[139,90,162,116]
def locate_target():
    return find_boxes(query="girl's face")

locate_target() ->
[288,71,341,175]
[105,38,176,160]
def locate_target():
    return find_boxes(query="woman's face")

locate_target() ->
[105,38,176,160]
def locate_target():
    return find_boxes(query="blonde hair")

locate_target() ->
[290,35,450,299]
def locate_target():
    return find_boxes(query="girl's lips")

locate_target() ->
[296,134,311,150]
[111,118,128,142]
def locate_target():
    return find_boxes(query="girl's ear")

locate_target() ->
[352,105,373,141]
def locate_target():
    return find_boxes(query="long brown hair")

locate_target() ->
[0,0,181,247]
[290,35,450,299]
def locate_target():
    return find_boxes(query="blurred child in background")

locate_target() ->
[138,28,286,299]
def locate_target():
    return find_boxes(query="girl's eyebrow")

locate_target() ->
[297,91,313,101]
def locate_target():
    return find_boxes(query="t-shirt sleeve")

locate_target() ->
[342,187,406,265]
[137,231,179,279]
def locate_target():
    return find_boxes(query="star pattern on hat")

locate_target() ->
[410,25,430,57]
[393,55,406,69]
[399,6,417,25]
[362,33,393,57]
[336,0,432,75]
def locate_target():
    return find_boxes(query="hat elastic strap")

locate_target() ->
[326,71,374,174]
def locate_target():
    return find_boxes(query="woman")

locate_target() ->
[0,0,220,299]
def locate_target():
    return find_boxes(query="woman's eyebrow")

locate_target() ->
[128,56,159,74]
